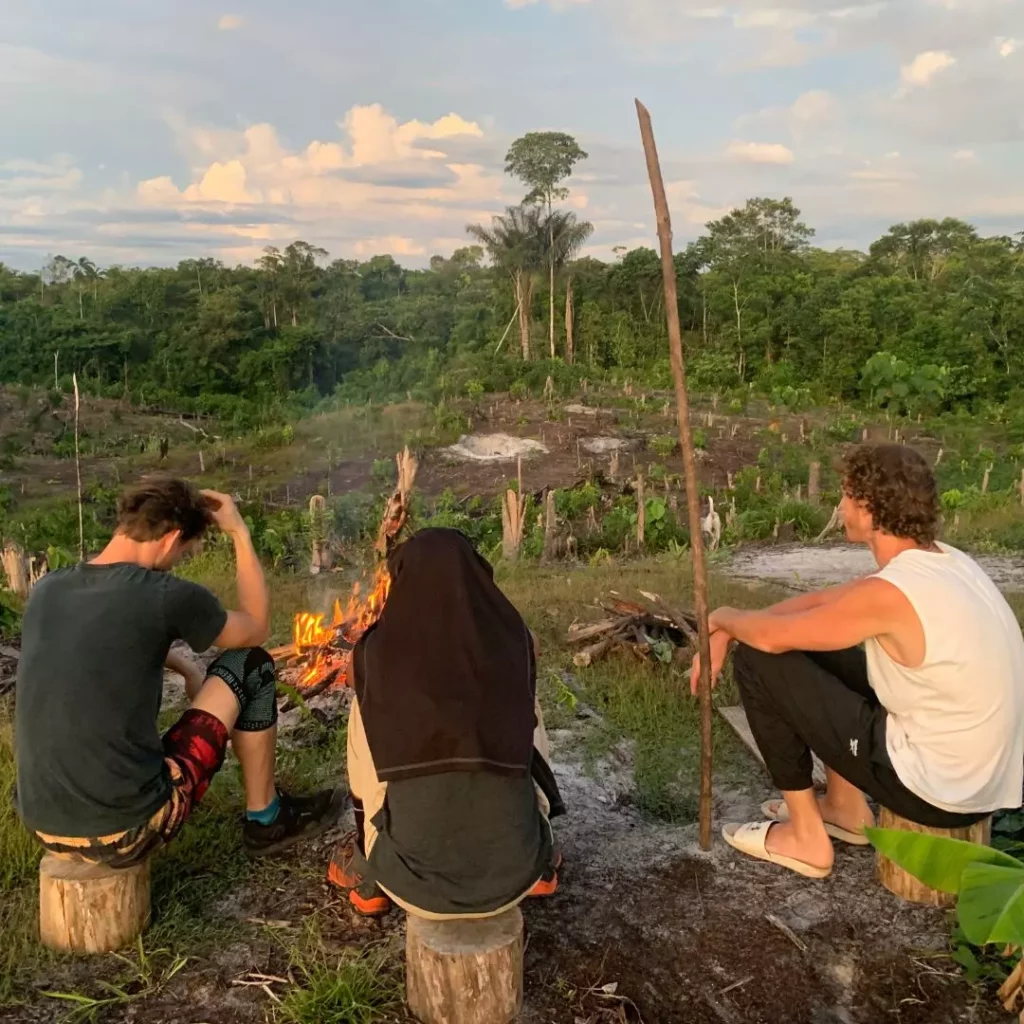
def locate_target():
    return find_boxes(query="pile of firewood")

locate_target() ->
[567,592,698,668]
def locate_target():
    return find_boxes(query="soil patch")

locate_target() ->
[517,733,1002,1024]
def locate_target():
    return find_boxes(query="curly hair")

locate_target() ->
[843,445,939,545]
[117,474,213,543]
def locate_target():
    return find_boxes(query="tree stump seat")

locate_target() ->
[405,906,524,1024]
[875,807,992,907]
[39,853,151,953]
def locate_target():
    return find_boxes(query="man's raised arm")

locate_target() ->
[202,490,271,649]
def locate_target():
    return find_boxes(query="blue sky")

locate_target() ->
[1,0,1022,269]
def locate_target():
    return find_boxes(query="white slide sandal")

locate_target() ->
[761,799,871,847]
[722,821,833,880]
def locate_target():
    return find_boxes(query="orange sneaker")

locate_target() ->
[527,849,563,898]
[327,836,393,917]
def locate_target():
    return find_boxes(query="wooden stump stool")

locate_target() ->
[876,808,992,907]
[406,907,524,1024]
[39,854,151,953]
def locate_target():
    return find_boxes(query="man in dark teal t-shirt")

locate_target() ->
[16,475,344,865]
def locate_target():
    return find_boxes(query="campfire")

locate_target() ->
[286,564,392,691]
[272,448,418,695]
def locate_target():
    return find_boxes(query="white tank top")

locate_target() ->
[867,543,1024,814]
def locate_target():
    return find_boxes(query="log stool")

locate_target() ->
[39,854,151,953]
[876,807,992,907]
[406,907,524,1024]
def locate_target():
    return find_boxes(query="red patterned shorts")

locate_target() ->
[35,709,229,867]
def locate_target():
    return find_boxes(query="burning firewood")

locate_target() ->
[566,591,698,668]
[273,447,418,692]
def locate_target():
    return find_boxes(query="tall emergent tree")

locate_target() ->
[505,132,589,359]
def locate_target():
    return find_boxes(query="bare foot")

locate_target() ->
[768,795,874,835]
[764,820,835,871]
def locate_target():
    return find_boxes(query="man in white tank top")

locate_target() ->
[693,444,1024,879]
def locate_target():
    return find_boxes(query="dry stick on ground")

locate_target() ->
[636,99,714,851]
[72,374,85,562]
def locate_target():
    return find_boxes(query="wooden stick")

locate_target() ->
[72,374,85,562]
[636,99,714,851]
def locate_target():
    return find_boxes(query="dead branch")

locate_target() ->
[374,322,416,344]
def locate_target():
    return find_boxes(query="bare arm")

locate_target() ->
[202,491,271,649]
[708,578,922,664]
[164,648,206,702]
[762,577,870,617]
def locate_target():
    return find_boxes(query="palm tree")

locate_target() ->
[72,258,100,320]
[543,211,594,361]
[467,206,545,360]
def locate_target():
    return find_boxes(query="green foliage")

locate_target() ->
[0,205,1020,418]
[649,434,677,459]
[276,947,402,1024]
[0,591,20,639]
[867,828,1024,947]
[860,352,947,415]
[370,458,394,486]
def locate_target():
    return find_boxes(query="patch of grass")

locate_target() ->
[276,921,403,1024]
[502,558,787,821]
[0,705,49,1007]
[41,940,189,1024]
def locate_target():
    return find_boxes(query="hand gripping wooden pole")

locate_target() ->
[636,99,715,851]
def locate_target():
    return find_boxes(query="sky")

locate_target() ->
[1,0,1022,271]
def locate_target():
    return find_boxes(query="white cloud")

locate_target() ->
[790,90,839,124]
[998,38,1018,58]
[952,148,977,162]
[0,155,83,195]
[119,103,506,262]
[217,14,243,31]
[724,140,796,164]
[353,236,426,257]
[733,9,814,30]
[900,50,956,86]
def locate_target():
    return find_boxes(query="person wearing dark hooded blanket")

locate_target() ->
[327,528,564,917]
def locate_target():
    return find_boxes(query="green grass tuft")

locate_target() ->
[276,929,403,1024]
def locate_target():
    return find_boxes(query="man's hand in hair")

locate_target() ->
[201,490,248,537]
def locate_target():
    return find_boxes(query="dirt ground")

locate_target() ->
[728,543,1024,594]
[8,678,999,1024]
[322,400,772,506]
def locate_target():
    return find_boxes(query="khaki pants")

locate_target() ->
[346,695,552,921]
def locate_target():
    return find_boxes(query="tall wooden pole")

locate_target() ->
[72,373,85,563]
[636,100,714,851]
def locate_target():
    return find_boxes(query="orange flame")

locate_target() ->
[291,565,392,689]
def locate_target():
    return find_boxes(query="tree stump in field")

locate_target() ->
[406,908,524,1024]
[876,808,992,907]
[39,854,151,953]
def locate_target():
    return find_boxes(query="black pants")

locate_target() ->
[732,644,986,830]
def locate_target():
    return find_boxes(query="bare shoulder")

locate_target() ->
[845,576,915,616]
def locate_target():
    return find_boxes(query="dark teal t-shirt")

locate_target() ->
[15,563,226,837]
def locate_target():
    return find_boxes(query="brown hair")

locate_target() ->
[842,445,939,545]
[116,475,212,543]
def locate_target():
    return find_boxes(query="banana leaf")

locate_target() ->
[958,861,1024,946]
[866,827,1021,894]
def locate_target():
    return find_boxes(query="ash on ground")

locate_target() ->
[445,433,549,463]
